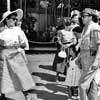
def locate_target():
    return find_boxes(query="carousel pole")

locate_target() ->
[24,0,26,18]
[61,0,63,18]
[68,0,71,17]
[45,0,48,33]
[53,0,56,25]
[20,0,22,9]
[7,0,10,11]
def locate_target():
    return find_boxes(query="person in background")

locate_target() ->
[78,8,100,100]
[49,25,57,42]
[0,9,35,100]
[71,10,84,30]
[71,10,80,19]
[55,18,77,82]
[70,10,80,30]
[52,23,65,72]
[16,18,29,49]
[28,17,37,42]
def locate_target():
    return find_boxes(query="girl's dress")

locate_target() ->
[65,57,81,86]
[0,27,35,94]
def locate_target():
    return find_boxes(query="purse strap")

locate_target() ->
[61,46,65,51]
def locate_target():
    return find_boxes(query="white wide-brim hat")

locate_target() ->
[0,9,23,23]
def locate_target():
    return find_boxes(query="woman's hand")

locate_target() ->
[20,42,26,49]
[91,65,98,70]
[92,59,99,70]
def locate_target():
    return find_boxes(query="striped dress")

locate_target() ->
[65,57,81,86]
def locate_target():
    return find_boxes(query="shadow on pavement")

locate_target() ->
[27,89,68,100]
[32,72,65,82]
[44,83,68,93]
[31,64,79,100]
[39,64,67,77]
[32,72,56,82]
[0,96,14,100]
[39,65,54,71]
[25,83,79,100]
[35,90,67,100]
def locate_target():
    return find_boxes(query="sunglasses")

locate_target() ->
[81,14,91,18]
[8,17,17,21]
[11,18,17,21]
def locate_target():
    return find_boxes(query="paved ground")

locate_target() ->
[4,53,100,100]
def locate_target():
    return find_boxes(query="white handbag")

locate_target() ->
[58,47,67,58]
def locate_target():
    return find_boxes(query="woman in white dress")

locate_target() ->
[0,9,35,100]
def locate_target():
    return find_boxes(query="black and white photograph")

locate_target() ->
[0,0,100,100]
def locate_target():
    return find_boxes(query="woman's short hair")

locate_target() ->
[82,8,99,23]
[92,15,98,23]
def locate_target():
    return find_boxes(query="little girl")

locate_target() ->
[65,45,81,99]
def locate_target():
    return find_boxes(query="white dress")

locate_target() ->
[0,27,35,94]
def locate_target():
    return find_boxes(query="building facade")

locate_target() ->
[0,0,100,41]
